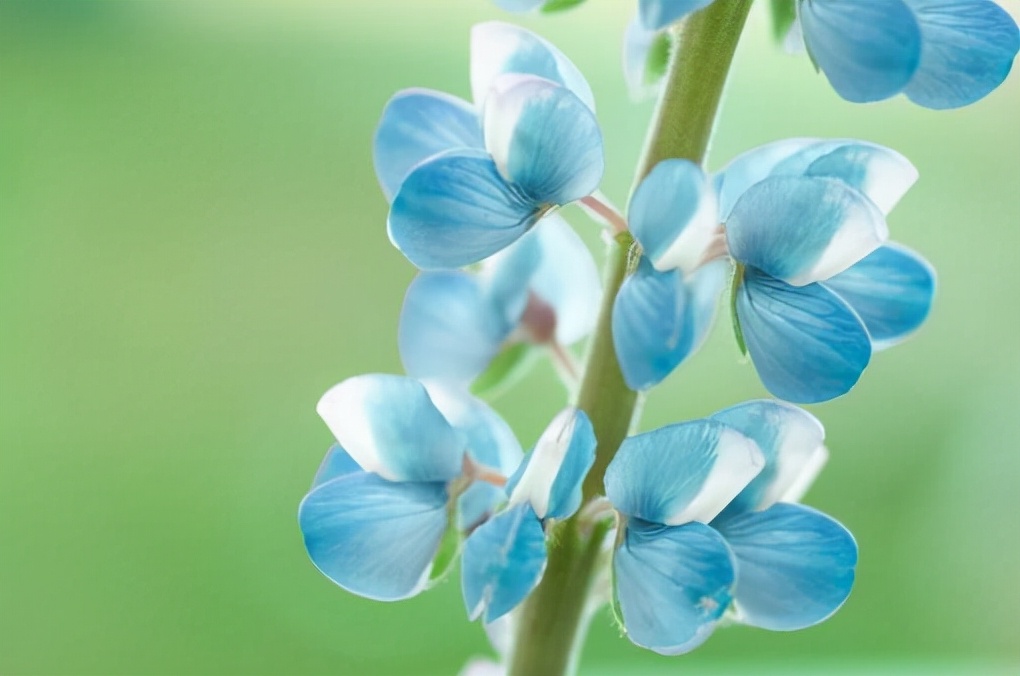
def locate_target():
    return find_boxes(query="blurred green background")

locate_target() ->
[2,1,1019,674]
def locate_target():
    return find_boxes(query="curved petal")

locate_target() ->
[800,0,922,103]
[605,419,763,525]
[713,503,857,631]
[471,22,595,110]
[478,223,543,329]
[299,473,449,601]
[311,443,363,488]
[316,374,465,482]
[726,176,888,286]
[483,75,604,206]
[623,13,662,100]
[614,520,734,655]
[373,88,482,202]
[388,150,538,269]
[715,138,819,220]
[461,503,547,623]
[683,259,729,358]
[710,401,827,516]
[629,159,719,274]
[823,242,936,350]
[736,269,872,404]
[399,272,509,386]
[903,0,1020,109]
[508,408,596,519]
[493,0,546,11]
[638,0,717,31]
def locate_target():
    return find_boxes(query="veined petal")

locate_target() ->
[736,269,871,404]
[299,473,449,601]
[713,503,857,631]
[823,242,936,350]
[710,401,827,516]
[478,222,543,329]
[638,0,717,30]
[311,443,363,488]
[605,419,764,525]
[373,88,482,202]
[508,408,596,519]
[461,503,547,623]
[614,520,734,655]
[623,14,662,100]
[903,0,1020,109]
[800,0,922,103]
[399,272,509,386]
[483,75,604,206]
[471,22,595,110]
[726,176,888,286]
[316,374,465,482]
[715,138,819,220]
[388,150,538,269]
[629,159,719,274]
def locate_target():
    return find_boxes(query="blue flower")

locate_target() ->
[298,375,521,600]
[399,214,601,390]
[632,0,1019,109]
[604,419,765,654]
[708,400,858,631]
[461,408,596,623]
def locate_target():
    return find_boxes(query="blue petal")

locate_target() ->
[316,374,465,482]
[493,0,546,10]
[373,89,482,202]
[736,268,872,404]
[484,75,604,206]
[726,176,887,286]
[388,150,538,269]
[299,473,449,601]
[399,272,509,386]
[903,0,1019,109]
[638,0,717,30]
[461,503,547,623]
[823,243,936,350]
[628,159,719,273]
[800,0,922,103]
[311,443,363,488]
[710,401,827,517]
[712,503,857,631]
[684,260,729,356]
[471,22,595,111]
[623,13,661,100]
[614,520,734,655]
[508,408,596,520]
[605,419,763,525]
[715,138,818,220]
[478,221,544,330]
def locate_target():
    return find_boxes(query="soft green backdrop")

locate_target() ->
[2,1,1018,674]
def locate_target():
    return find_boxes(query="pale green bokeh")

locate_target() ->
[1,1,1018,674]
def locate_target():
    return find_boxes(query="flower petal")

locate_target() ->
[800,0,922,103]
[399,272,509,386]
[388,150,538,269]
[823,242,936,350]
[623,14,662,100]
[629,159,719,274]
[713,503,857,631]
[373,88,482,202]
[299,473,449,601]
[605,419,763,525]
[461,503,547,623]
[715,138,819,220]
[903,0,1020,109]
[726,176,888,286]
[316,374,465,482]
[736,269,871,404]
[471,22,595,110]
[311,443,363,488]
[493,0,546,11]
[638,0,717,31]
[508,408,596,519]
[483,75,604,206]
[614,520,734,655]
[710,401,827,516]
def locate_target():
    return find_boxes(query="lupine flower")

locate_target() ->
[627,139,935,402]
[630,0,1019,109]
[461,408,596,623]
[399,214,601,391]
[603,418,764,654]
[298,375,521,600]
[709,400,857,630]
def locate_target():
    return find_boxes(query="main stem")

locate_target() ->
[506,3,752,675]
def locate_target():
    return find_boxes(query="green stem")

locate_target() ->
[506,3,752,675]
